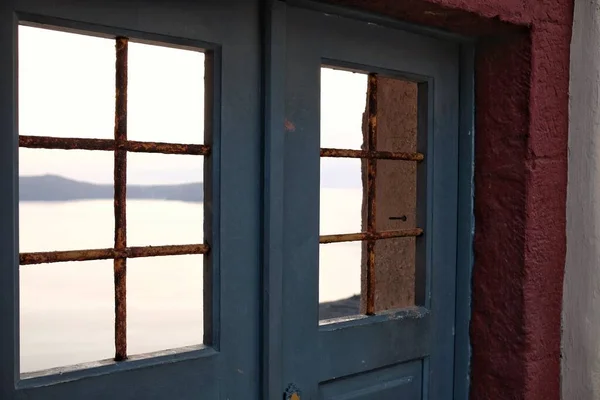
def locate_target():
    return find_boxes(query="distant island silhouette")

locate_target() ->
[19,175,203,202]
[19,168,362,203]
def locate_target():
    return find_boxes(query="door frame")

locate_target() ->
[261,1,475,398]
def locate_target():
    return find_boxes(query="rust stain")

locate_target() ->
[124,140,209,155]
[126,244,209,258]
[114,257,127,361]
[20,136,115,151]
[20,248,117,264]
[320,147,423,161]
[19,136,210,156]
[284,119,296,132]
[319,229,423,244]
[365,73,378,316]
[20,244,210,265]
[114,36,128,362]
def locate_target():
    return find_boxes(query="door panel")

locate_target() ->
[280,4,459,399]
[319,361,423,400]
[318,312,430,382]
[0,0,261,398]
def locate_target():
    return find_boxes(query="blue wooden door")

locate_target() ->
[269,3,462,399]
[0,0,262,398]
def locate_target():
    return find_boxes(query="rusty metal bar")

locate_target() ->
[319,229,423,244]
[114,37,128,361]
[126,244,208,258]
[20,135,210,156]
[20,244,210,265]
[320,148,423,161]
[365,73,378,316]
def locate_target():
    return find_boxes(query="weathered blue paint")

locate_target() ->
[1,0,262,399]
[453,43,475,400]
[277,3,464,399]
[0,0,474,398]
[0,3,20,399]
[261,1,286,399]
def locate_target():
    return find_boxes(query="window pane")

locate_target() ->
[127,152,204,247]
[319,67,365,322]
[18,24,211,373]
[19,148,114,252]
[128,255,204,355]
[128,42,205,144]
[319,242,361,321]
[320,158,362,236]
[320,67,367,150]
[18,26,115,139]
[20,260,113,373]
[319,69,422,321]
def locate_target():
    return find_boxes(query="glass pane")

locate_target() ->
[18,25,211,372]
[128,42,205,144]
[320,67,367,150]
[319,67,366,320]
[18,25,115,139]
[319,69,421,321]
[20,260,113,373]
[319,242,361,321]
[128,255,204,355]
[320,158,362,235]
[19,148,114,252]
[127,153,204,247]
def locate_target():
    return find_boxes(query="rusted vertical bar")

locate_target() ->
[366,73,378,315]
[114,37,128,361]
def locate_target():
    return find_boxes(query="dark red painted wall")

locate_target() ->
[325,0,573,399]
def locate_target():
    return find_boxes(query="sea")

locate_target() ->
[19,188,362,373]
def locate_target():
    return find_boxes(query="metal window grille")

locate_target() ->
[19,37,210,361]
[319,73,423,315]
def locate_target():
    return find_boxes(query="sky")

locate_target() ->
[18,25,367,187]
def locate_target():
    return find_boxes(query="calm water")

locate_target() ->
[19,188,362,373]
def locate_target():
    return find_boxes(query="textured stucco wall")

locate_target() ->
[563,0,600,398]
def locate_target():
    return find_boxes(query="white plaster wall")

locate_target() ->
[563,0,600,397]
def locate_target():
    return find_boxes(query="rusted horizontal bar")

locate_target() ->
[19,135,210,156]
[20,244,210,265]
[319,228,423,244]
[320,148,423,161]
